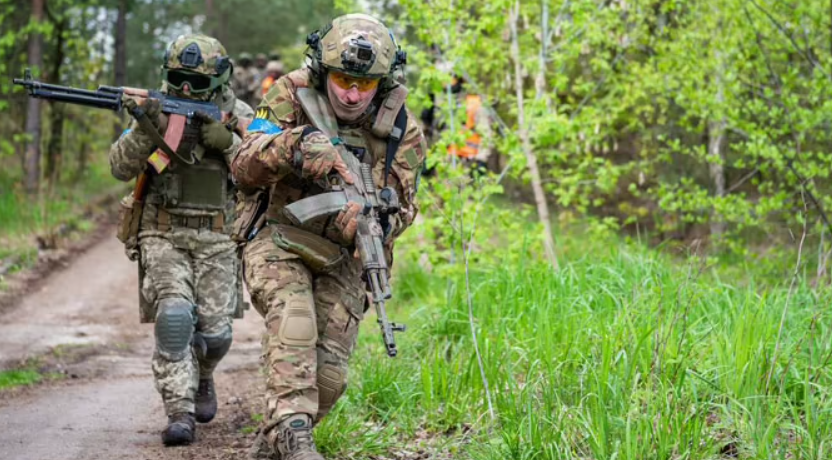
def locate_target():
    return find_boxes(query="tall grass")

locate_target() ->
[316,226,832,459]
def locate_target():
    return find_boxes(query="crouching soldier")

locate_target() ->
[232,14,426,460]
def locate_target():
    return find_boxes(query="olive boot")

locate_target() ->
[272,414,324,460]
[195,377,217,423]
[161,412,196,446]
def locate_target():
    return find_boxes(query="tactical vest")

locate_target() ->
[145,87,241,233]
[251,85,407,264]
[148,150,230,233]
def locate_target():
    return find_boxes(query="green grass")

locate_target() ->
[0,369,42,390]
[314,222,832,459]
[0,153,124,276]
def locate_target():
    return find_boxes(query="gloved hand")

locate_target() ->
[298,128,353,184]
[335,201,363,242]
[195,112,234,151]
[121,95,161,136]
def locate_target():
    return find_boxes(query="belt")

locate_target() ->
[157,209,224,232]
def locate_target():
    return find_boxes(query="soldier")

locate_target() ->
[251,53,270,107]
[259,60,285,97]
[232,52,258,107]
[231,14,426,460]
[421,73,496,176]
[109,34,254,446]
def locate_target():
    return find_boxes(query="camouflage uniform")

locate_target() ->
[231,14,426,457]
[109,35,253,434]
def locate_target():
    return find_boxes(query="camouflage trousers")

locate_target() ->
[243,226,365,440]
[139,229,239,416]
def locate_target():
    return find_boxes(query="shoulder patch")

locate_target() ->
[271,100,295,120]
[247,118,283,135]
[404,147,420,169]
[119,128,132,139]
[255,106,273,119]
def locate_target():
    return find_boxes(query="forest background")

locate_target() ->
[4,0,832,458]
[3,0,832,269]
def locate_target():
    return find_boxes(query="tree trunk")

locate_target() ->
[535,1,551,111]
[510,0,559,270]
[709,50,727,238]
[113,0,127,141]
[24,0,45,195]
[46,17,67,185]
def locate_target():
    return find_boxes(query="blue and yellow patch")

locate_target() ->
[248,118,282,135]
[248,106,282,135]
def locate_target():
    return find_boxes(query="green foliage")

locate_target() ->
[379,0,832,258]
[317,210,832,459]
[0,369,42,390]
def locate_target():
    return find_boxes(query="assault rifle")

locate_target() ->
[284,88,405,357]
[13,68,227,168]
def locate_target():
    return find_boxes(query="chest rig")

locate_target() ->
[246,85,408,267]
[153,149,229,211]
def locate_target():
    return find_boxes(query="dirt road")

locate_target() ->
[0,234,266,460]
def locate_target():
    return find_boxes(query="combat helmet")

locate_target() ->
[306,13,406,92]
[161,34,232,95]
[237,52,253,67]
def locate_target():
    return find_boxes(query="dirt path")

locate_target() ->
[0,234,266,460]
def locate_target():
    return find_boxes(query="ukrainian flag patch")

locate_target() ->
[248,118,283,135]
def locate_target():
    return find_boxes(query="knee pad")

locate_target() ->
[200,327,233,362]
[277,299,317,347]
[317,364,346,420]
[155,298,195,361]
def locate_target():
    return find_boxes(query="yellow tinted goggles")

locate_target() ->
[329,72,380,92]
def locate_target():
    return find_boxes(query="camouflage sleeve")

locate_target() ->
[231,72,311,189]
[108,120,155,181]
[384,108,427,241]
[222,99,255,167]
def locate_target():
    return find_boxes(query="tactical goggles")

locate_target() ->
[162,68,225,94]
[329,71,380,92]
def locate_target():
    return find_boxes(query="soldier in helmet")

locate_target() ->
[109,34,254,446]
[232,52,258,107]
[231,13,426,460]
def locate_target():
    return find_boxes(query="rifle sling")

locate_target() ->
[384,107,408,187]
[129,106,179,160]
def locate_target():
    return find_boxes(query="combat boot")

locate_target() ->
[195,377,217,423]
[272,414,324,460]
[161,412,196,446]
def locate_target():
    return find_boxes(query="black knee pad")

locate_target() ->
[200,327,232,362]
[155,298,196,361]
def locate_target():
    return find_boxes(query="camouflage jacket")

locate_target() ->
[232,67,426,248]
[109,85,254,235]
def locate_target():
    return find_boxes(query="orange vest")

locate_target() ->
[448,94,483,159]
[261,76,277,96]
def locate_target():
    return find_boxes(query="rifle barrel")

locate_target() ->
[13,78,121,111]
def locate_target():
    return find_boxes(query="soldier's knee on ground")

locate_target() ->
[315,363,347,422]
[155,298,196,361]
